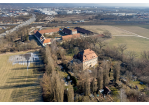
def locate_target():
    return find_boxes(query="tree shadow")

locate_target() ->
[29,35,43,46]
[10,84,43,102]
[5,51,45,102]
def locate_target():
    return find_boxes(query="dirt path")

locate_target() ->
[113,26,149,40]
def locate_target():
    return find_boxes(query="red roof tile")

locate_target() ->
[62,33,80,40]
[83,49,98,62]
[43,39,51,44]
[34,28,59,34]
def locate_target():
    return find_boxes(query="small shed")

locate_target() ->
[103,86,111,95]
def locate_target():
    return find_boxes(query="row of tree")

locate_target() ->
[40,46,75,102]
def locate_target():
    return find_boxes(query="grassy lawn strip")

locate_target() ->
[106,36,149,57]
[0,51,43,102]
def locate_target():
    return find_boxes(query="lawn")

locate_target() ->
[106,36,149,56]
[129,80,146,91]
[0,51,43,102]
[81,25,133,35]
[114,25,149,38]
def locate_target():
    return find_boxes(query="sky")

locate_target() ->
[0,3,149,8]
[98,3,149,7]
[1,0,149,8]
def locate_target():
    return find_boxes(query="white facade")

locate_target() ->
[83,57,98,70]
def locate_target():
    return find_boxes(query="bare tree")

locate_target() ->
[102,60,110,87]
[41,71,64,102]
[118,44,127,55]
[74,47,79,55]
[97,67,103,89]
[84,72,90,96]
[103,30,112,38]
[91,78,97,93]
[118,44,127,61]
[141,51,149,61]
[113,62,121,83]
[127,51,137,62]
[97,38,106,50]
[67,84,74,102]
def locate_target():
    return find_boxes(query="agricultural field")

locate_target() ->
[0,50,43,102]
[54,14,95,21]
[114,25,149,38]
[81,25,133,35]
[106,36,149,56]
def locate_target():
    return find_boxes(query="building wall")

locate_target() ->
[43,42,51,46]
[72,31,77,34]
[83,57,98,70]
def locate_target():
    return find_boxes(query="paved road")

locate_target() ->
[0,14,36,37]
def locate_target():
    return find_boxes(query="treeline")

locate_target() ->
[0,25,39,53]
[104,45,149,85]
[40,36,123,102]
[61,36,149,85]
[40,35,149,102]
[40,45,121,102]
[40,45,66,102]
[93,14,133,21]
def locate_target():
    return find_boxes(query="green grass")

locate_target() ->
[109,86,120,102]
[0,51,43,102]
[129,80,146,91]
[58,71,68,78]
[106,36,149,57]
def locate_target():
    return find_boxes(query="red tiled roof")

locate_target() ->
[83,49,98,62]
[34,30,38,34]
[43,39,51,44]
[62,33,80,40]
[34,28,59,34]
[62,35,73,40]
[72,29,77,32]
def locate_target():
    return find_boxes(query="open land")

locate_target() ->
[81,25,149,56]
[114,25,149,38]
[106,36,149,56]
[0,50,43,102]
[81,25,133,35]
[54,14,95,21]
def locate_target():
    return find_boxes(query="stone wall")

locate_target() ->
[83,57,98,70]
[72,31,77,35]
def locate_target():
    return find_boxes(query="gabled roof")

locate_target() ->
[34,28,59,34]
[62,33,80,40]
[62,35,73,40]
[74,27,93,35]
[43,39,51,44]
[62,28,72,35]
[34,31,42,39]
[72,29,77,32]
[74,49,98,62]
[82,49,98,62]
[72,33,80,38]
